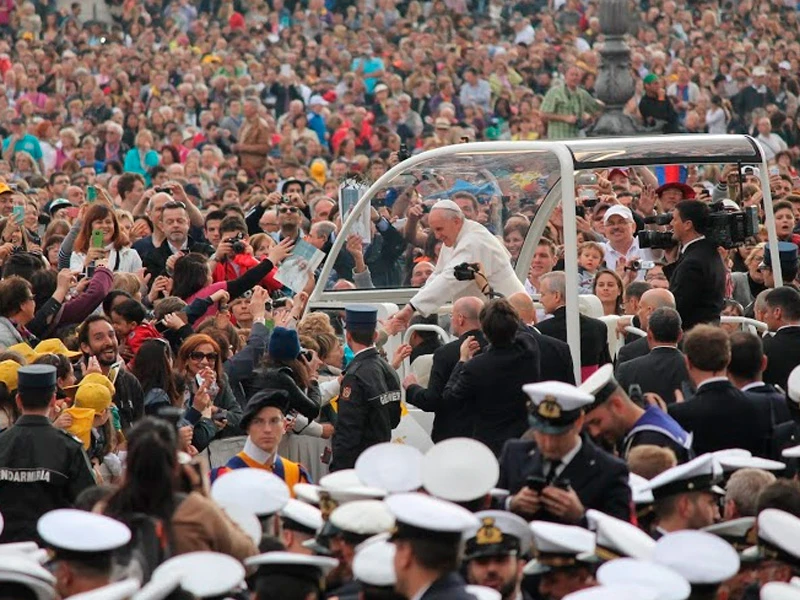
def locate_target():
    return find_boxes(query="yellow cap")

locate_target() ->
[34,339,82,359]
[0,359,21,391]
[80,373,116,396]
[309,161,327,185]
[74,382,112,414]
[63,407,95,449]
[7,343,39,363]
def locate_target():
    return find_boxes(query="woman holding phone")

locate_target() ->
[69,204,142,273]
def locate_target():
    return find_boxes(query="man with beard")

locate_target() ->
[143,200,214,279]
[464,511,534,600]
[77,315,143,431]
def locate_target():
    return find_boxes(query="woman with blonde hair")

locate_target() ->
[123,129,159,185]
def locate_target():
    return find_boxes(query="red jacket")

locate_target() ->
[212,254,282,292]
[126,322,163,357]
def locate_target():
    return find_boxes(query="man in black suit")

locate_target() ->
[662,200,726,330]
[508,291,575,384]
[403,296,487,442]
[442,298,541,456]
[668,325,772,457]
[142,201,214,278]
[499,380,632,525]
[616,288,677,365]
[762,286,800,393]
[728,330,792,428]
[536,271,610,373]
[389,493,478,600]
[616,307,689,405]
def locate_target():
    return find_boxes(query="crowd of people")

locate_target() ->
[1,0,800,597]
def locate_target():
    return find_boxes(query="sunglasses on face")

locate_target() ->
[279,207,299,214]
[189,351,218,362]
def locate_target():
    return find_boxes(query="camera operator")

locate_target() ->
[663,200,726,330]
[210,215,283,292]
[389,200,524,326]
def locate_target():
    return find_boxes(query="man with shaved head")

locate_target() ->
[390,200,524,329]
[403,296,486,442]
[617,288,677,364]
[508,291,575,384]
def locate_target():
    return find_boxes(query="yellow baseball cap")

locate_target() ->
[7,343,39,363]
[35,339,82,359]
[63,407,95,449]
[74,382,113,414]
[0,359,21,391]
[79,373,116,396]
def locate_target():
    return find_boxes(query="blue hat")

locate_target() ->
[346,305,378,331]
[760,242,798,269]
[268,327,301,362]
[17,365,57,390]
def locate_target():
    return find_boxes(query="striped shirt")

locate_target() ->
[541,83,598,139]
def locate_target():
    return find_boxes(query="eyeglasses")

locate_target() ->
[279,207,299,214]
[189,351,218,362]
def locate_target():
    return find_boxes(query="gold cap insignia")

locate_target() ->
[537,395,562,420]
[318,491,339,521]
[476,517,504,546]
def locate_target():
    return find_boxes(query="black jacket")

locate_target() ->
[663,237,725,330]
[420,573,477,600]
[0,415,95,543]
[497,436,632,523]
[524,325,576,385]
[763,326,800,393]
[405,329,487,442]
[616,336,650,365]
[143,235,215,279]
[615,346,689,405]
[442,334,541,456]
[743,383,792,426]
[668,379,773,457]
[535,306,610,368]
[330,348,401,471]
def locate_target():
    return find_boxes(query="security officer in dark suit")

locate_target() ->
[464,511,536,600]
[535,272,611,374]
[403,296,487,442]
[762,286,800,393]
[0,365,95,543]
[330,305,401,472]
[663,200,726,330]
[499,381,632,525]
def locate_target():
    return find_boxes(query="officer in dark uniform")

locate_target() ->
[0,365,95,543]
[330,305,401,472]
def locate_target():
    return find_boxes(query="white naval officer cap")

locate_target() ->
[702,517,757,552]
[628,473,654,505]
[151,551,245,598]
[422,438,499,503]
[523,521,595,576]
[355,442,424,493]
[0,554,56,600]
[788,365,800,404]
[352,534,396,588]
[245,551,339,579]
[466,585,502,600]
[579,364,619,411]
[639,453,718,500]
[210,469,290,517]
[523,381,594,435]
[757,509,800,568]
[66,578,140,600]
[714,454,786,473]
[586,509,655,561]
[464,510,533,560]
[280,499,323,535]
[762,582,800,600]
[385,492,480,543]
[597,558,690,600]
[37,509,131,558]
[652,530,740,585]
[329,500,395,538]
[564,584,660,600]
[222,505,263,546]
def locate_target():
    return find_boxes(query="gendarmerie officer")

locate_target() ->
[0,365,95,543]
[330,305,401,472]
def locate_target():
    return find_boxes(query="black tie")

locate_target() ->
[544,460,561,485]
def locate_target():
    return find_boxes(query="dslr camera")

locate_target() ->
[453,262,480,281]
[228,232,247,254]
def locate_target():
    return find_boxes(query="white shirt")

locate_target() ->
[410,584,433,600]
[756,132,788,162]
[696,376,729,390]
[741,381,763,392]
[601,236,657,280]
[550,437,583,478]
[410,219,525,316]
[680,235,705,255]
[70,244,143,273]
